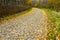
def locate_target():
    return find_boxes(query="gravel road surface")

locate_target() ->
[0,8,50,40]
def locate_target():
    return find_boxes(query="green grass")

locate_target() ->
[44,9,60,40]
[45,9,60,32]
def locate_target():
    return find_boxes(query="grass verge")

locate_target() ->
[44,8,60,40]
[45,9,60,32]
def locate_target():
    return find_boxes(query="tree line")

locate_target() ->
[0,0,60,17]
[23,0,60,11]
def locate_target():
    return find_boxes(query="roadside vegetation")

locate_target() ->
[44,9,60,40]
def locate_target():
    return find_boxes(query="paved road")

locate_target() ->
[0,8,50,40]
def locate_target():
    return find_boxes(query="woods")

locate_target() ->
[46,0,60,11]
[0,0,31,17]
[0,0,60,17]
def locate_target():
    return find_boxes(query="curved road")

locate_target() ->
[0,8,50,40]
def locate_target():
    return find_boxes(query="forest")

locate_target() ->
[0,0,60,17]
